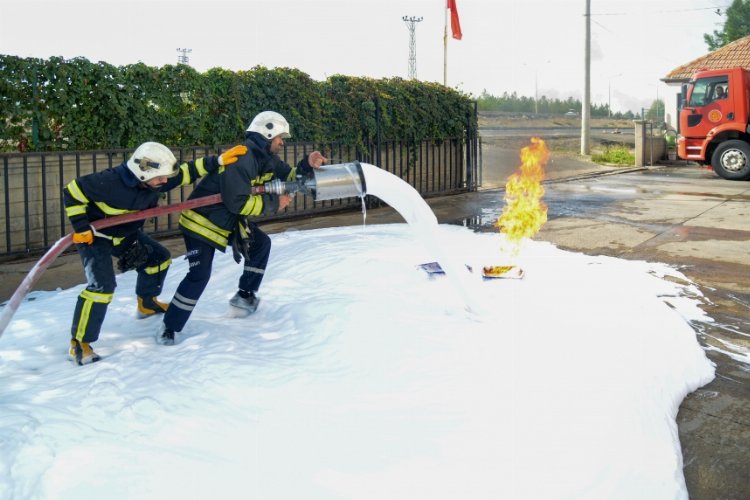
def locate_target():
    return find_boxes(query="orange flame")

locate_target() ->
[495,137,549,246]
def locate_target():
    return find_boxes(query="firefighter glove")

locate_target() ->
[117,240,153,272]
[72,229,94,245]
[231,217,254,264]
[218,145,248,166]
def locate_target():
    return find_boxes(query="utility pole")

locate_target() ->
[176,48,192,65]
[443,8,448,86]
[580,0,591,155]
[402,16,423,80]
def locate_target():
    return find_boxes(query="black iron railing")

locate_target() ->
[0,133,478,259]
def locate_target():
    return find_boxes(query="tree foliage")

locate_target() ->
[0,55,476,152]
[644,99,665,123]
[476,90,633,119]
[704,0,750,51]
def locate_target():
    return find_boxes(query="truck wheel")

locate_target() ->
[711,140,750,180]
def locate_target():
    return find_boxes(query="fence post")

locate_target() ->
[465,102,479,191]
[375,98,382,168]
[633,120,647,167]
[472,101,479,190]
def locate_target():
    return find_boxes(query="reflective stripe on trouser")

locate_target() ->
[163,236,216,333]
[112,230,172,298]
[238,224,271,293]
[71,238,116,343]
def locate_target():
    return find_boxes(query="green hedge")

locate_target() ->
[0,55,476,152]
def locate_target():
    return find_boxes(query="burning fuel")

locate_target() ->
[495,137,549,249]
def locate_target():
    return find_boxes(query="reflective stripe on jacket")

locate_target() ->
[179,133,313,251]
[63,157,220,240]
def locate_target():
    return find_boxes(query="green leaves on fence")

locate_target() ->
[0,55,476,152]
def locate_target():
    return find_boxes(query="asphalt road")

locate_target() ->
[480,126,634,137]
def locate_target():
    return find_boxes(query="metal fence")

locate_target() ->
[0,132,479,259]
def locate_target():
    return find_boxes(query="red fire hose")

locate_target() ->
[0,194,222,338]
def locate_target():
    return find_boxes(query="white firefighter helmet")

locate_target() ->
[246,111,292,140]
[126,142,178,182]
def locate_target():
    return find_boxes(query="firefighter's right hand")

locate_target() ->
[278,194,293,211]
[218,145,248,166]
[72,229,94,245]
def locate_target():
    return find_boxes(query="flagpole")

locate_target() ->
[443,1,448,86]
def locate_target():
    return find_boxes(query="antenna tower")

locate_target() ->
[402,16,423,79]
[176,48,192,65]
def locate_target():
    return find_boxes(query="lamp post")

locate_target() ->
[608,73,622,118]
[524,60,551,115]
[647,82,662,124]
[656,83,661,124]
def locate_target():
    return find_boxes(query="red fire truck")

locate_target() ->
[678,67,750,180]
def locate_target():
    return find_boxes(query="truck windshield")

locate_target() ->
[688,77,729,106]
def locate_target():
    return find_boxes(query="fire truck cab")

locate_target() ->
[678,67,750,180]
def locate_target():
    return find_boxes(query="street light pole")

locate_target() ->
[608,73,622,118]
[656,83,660,124]
[525,60,550,115]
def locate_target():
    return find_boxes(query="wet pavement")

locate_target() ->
[1,150,748,498]
[465,161,750,500]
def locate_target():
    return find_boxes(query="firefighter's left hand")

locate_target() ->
[307,151,327,169]
[219,145,248,166]
[72,229,94,245]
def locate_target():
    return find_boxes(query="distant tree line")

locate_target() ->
[476,90,636,120]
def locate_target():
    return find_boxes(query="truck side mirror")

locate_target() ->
[680,84,688,108]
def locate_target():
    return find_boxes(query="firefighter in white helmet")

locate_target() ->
[63,141,247,365]
[157,111,327,345]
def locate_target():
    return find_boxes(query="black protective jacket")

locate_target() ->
[178,132,312,250]
[64,156,220,242]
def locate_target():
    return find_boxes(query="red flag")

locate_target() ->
[447,0,462,40]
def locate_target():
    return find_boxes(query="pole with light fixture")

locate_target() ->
[608,73,622,118]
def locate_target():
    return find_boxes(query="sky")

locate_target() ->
[0,162,718,499]
[0,0,730,114]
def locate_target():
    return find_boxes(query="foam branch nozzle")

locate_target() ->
[250,161,367,202]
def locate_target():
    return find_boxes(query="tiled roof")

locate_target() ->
[663,35,750,82]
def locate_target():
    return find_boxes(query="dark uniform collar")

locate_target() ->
[115,162,140,188]
[115,162,158,190]
[245,131,273,160]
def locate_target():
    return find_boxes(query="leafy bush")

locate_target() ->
[591,146,634,165]
[0,55,476,152]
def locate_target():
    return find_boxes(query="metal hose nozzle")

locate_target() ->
[250,178,309,195]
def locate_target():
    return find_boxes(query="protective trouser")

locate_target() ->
[238,224,271,294]
[163,226,272,333]
[70,231,170,343]
[163,236,216,333]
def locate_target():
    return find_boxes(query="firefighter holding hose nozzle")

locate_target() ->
[157,111,327,346]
